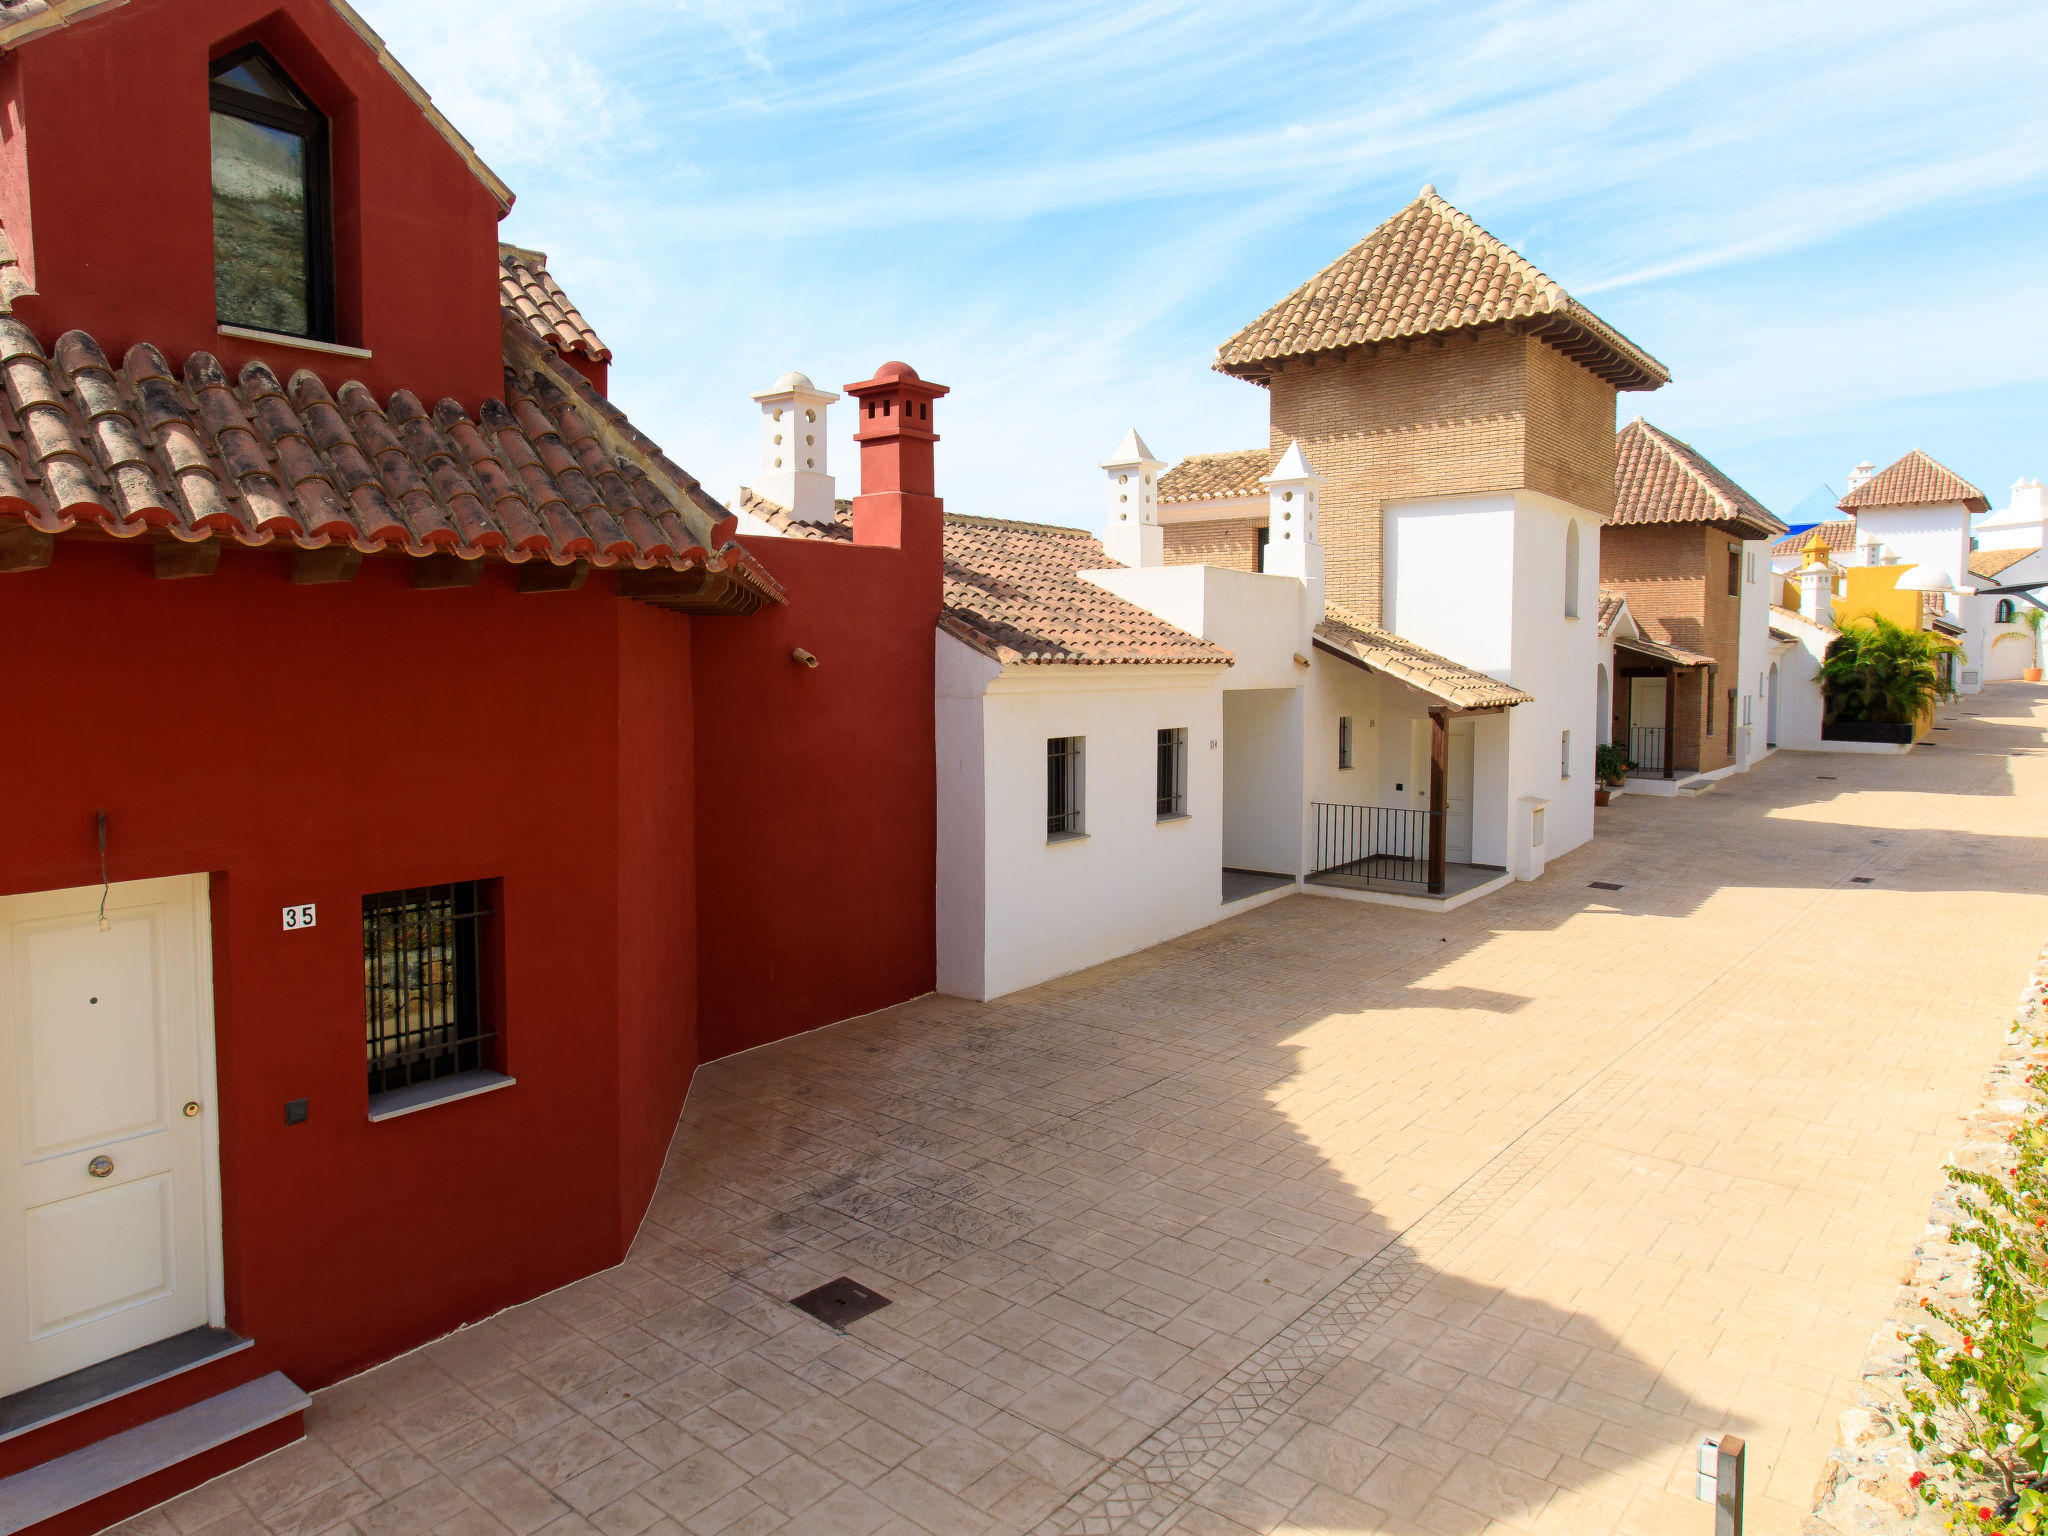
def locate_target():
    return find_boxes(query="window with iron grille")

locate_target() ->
[1156,728,1188,819]
[1560,729,1571,779]
[1047,737,1085,840]
[364,882,493,1096]
[1337,716,1353,770]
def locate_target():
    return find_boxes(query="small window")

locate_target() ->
[1726,688,1737,750]
[1254,525,1270,573]
[1564,520,1580,617]
[1156,728,1188,819]
[1706,681,1716,735]
[364,882,493,1097]
[1047,736,1085,840]
[1337,716,1354,770]
[1560,729,1571,779]
[1745,551,1757,585]
[1727,547,1741,596]
[1997,599,2017,624]
[210,46,332,340]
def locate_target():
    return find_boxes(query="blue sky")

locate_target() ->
[358,0,2048,532]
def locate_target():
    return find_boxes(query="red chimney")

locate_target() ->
[844,360,949,547]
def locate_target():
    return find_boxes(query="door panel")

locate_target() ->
[1446,719,1475,864]
[0,877,213,1396]
[1630,676,1667,729]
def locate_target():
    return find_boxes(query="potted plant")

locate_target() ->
[2023,604,2044,683]
[1593,743,1632,805]
[1819,612,1961,741]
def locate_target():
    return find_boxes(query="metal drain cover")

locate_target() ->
[1588,881,1624,891]
[790,1277,891,1329]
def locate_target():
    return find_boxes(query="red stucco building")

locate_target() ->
[0,4,942,1531]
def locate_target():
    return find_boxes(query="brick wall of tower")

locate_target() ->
[1162,517,1263,572]
[1524,338,1620,518]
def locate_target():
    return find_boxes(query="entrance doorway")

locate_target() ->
[1629,675,1669,774]
[0,875,220,1397]
[1446,718,1475,863]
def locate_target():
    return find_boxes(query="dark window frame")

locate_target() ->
[363,880,496,1098]
[1047,736,1085,840]
[1156,727,1188,819]
[1337,715,1353,770]
[209,42,335,342]
[1727,546,1741,597]
[1254,525,1270,573]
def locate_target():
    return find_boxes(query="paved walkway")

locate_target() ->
[126,686,2048,1536]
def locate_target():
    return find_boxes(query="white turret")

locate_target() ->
[1261,440,1325,634]
[750,371,840,524]
[1099,429,1166,568]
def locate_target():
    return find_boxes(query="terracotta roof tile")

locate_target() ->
[1612,418,1785,539]
[1314,601,1533,710]
[1215,186,1669,391]
[738,485,853,542]
[500,246,610,363]
[1970,546,2035,581]
[1839,450,1987,514]
[1597,587,1625,635]
[1772,601,1837,638]
[941,515,1230,667]
[1158,448,1276,505]
[0,317,780,604]
[1614,632,1716,668]
[1772,520,1856,558]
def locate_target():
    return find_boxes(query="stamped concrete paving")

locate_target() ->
[123,686,2048,1536]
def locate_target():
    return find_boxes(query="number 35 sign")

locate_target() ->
[282,903,317,931]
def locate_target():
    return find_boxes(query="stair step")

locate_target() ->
[0,1373,307,1536]
[0,1329,251,1446]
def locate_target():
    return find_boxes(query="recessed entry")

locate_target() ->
[790,1277,891,1329]
[1588,882,1624,892]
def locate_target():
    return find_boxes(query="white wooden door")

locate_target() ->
[0,876,217,1396]
[1629,675,1666,732]
[1446,719,1475,864]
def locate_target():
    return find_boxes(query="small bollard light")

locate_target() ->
[1695,1434,1745,1535]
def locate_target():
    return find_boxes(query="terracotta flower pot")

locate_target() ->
[1594,788,1611,807]
[2027,668,2043,682]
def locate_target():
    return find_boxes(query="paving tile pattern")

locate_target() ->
[114,687,2048,1536]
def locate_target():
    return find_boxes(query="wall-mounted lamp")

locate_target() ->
[791,647,819,669]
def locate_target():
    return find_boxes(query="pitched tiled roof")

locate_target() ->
[1772,602,1837,638]
[0,318,782,608]
[1970,546,2035,582]
[1612,419,1785,539]
[737,486,852,542]
[1840,450,1988,514]
[1215,186,1669,391]
[1614,633,1716,668]
[940,516,1230,667]
[1597,588,1625,635]
[1772,520,1856,558]
[500,246,610,363]
[0,1,515,214]
[1158,449,1276,505]
[1313,602,1533,710]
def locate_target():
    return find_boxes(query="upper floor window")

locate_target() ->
[1563,520,1580,618]
[1337,715,1354,770]
[1997,599,2018,624]
[1727,544,1741,596]
[210,46,332,340]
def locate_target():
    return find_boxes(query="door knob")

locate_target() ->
[183,1102,200,1118]
[87,1155,113,1178]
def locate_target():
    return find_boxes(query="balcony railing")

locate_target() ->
[1311,803,1443,890]
[1629,724,1670,778]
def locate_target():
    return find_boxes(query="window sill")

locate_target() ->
[218,324,373,361]
[1046,831,1088,845]
[1156,812,1190,824]
[368,1069,515,1122]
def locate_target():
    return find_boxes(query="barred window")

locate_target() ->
[364,882,493,1097]
[1337,715,1354,770]
[1047,737,1085,840]
[1156,728,1188,819]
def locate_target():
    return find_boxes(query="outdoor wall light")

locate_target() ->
[791,647,819,668]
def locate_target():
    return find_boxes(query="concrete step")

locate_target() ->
[0,1374,307,1536]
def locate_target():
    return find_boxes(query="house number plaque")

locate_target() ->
[282,903,316,930]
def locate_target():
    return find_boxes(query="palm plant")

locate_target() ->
[2023,603,2045,672]
[1820,612,1961,723]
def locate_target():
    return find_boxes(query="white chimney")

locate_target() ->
[1099,429,1165,567]
[1261,440,1325,637]
[2014,478,2047,521]
[1798,535,1835,627]
[1846,461,1876,494]
[749,371,840,524]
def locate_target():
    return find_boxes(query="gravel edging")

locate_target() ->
[1805,944,2048,1535]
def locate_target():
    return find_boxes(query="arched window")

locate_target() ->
[1564,520,1581,618]
[210,46,332,340]
[1997,599,2017,624]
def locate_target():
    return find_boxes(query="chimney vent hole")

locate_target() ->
[805,409,816,422]
[773,408,783,420]
[774,434,782,444]
[774,458,782,468]
[806,458,814,468]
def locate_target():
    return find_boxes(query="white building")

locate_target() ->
[1971,479,2048,681]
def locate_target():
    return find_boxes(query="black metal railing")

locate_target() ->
[1311,803,1442,888]
[1629,725,1669,777]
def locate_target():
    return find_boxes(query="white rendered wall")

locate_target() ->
[1855,503,1972,607]
[1736,537,1774,764]
[1770,617,1830,751]
[969,663,1227,1002]
[1385,494,1516,673]
[1300,653,1384,865]
[1222,688,1303,874]
[1085,564,1306,691]
[935,634,1002,1000]
[1506,493,1598,871]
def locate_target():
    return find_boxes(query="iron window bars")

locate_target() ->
[364,882,492,1096]
[209,44,334,341]
[1047,736,1085,840]
[1156,727,1188,819]
[1337,715,1353,770]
